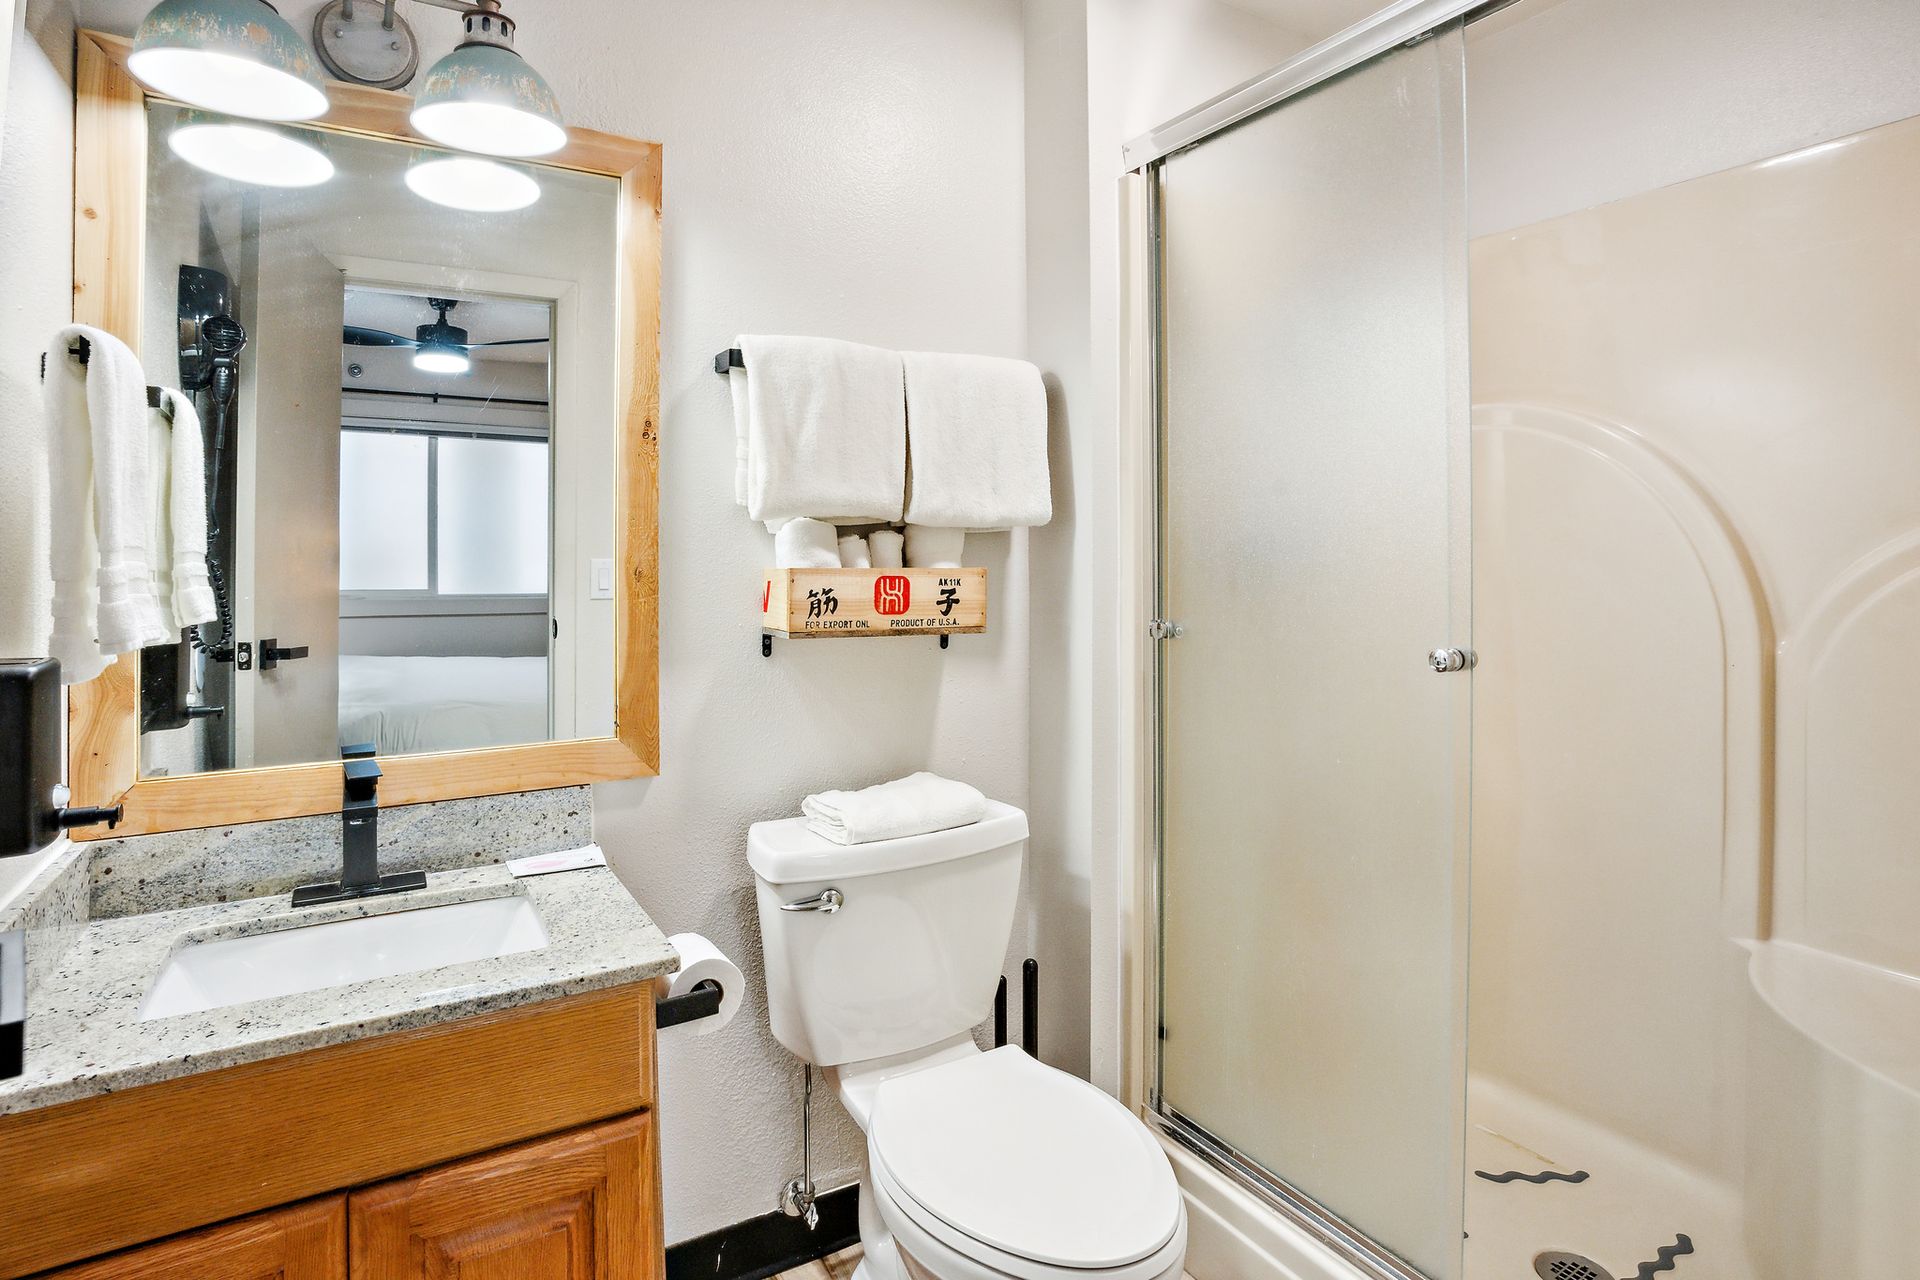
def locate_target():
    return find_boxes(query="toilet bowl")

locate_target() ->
[857,1045,1186,1280]
[749,801,1187,1280]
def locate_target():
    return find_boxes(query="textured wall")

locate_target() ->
[58,0,1034,1242]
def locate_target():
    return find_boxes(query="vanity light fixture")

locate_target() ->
[409,1,567,158]
[129,0,330,122]
[405,152,542,213]
[168,114,335,187]
[131,0,568,156]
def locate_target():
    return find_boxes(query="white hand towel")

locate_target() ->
[903,525,965,569]
[802,772,988,846]
[44,326,170,681]
[729,367,750,506]
[901,350,1051,529]
[773,517,843,568]
[836,533,871,568]
[868,528,905,568]
[157,389,216,628]
[737,335,907,525]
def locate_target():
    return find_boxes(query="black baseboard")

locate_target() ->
[666,1184,860,1280]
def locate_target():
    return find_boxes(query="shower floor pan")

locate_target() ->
[1464,1076,1751,1280]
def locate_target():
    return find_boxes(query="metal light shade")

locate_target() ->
[130,0,329,122]
[411,40,566,158]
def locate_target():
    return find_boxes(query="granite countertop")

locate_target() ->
[0,864,677,1116]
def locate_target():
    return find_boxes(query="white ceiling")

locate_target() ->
[342,288,552,365]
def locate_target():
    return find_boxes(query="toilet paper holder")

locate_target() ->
[656,978,725,1030]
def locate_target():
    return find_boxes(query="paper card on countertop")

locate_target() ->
[507,845,607,878]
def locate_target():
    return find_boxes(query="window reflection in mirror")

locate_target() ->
[136,102,619,778]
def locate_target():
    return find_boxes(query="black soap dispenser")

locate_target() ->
[1,658,124,1081]
[0,658,124,862]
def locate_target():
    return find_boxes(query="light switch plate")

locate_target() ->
[590,558,614,600]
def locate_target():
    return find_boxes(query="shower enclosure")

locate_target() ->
[1133,3,1920,1279]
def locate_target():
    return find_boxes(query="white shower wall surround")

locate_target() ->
[1467,109,1920,1280]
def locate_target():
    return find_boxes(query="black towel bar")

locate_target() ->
[713,347,744,376]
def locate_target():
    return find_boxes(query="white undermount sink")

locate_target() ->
[138,893,550,1021]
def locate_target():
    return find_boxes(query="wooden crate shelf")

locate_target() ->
[762,567,987,641]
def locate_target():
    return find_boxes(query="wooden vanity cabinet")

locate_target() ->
[32,1197,346,1280]
[6,986,663,1280]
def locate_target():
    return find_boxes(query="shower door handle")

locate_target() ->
[1428,647,1475,673]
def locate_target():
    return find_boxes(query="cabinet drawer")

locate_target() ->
[31,1197,345,1280]
[350,1114,662,1280]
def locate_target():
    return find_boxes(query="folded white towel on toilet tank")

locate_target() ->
[802,772,988,846]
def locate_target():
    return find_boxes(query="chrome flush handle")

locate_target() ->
[781,888,845,914]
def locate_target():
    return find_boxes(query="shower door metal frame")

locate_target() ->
[1124,5,1483,1279]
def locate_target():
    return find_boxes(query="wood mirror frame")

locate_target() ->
[66,31,660,838]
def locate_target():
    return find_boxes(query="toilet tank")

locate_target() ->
[749,800,1027,1067]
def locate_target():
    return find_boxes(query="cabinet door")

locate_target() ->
[349,1114,658,1280]
[38,1197,345,1280]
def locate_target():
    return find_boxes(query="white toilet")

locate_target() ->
[750,801,1187,1280]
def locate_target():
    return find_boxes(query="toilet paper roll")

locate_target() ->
[663,932,745,1038]
[868,528,905,568]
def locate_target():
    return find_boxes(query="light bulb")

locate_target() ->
[405,155,541,212]
[168,120,333,187]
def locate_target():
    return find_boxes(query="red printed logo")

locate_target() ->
[873,575,911,616]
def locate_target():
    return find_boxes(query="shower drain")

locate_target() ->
[1534,1253,1616,1280]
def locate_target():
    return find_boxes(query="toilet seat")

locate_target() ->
[867,1047,1184,1278]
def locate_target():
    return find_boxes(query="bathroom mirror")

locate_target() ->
[67,31,660,835]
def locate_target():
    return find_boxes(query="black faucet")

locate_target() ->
[291,744,428,907]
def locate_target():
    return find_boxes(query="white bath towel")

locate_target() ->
[772,517,843,568]
[903,524,965,569]
[836,533,871,568]
[44,326,169,681]
[802,772,988,846]
[867,528,905,568]
[737,335,907,524]
[729,366,750,506]
[901,351,1051,529]
[154,389,216,629]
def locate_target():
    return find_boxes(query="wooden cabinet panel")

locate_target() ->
[350,1115,660,1280]
[36,1197,345,1280]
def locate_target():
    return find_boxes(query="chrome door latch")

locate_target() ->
[1428,647,1476,673]
[781,888,844,914]
[1148,618,1185,640]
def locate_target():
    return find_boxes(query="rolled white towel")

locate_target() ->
[837,533,871,568]
[802,772,988,846]
[773,517,842,568]
[868,528,905,568]
[903,525,965,568]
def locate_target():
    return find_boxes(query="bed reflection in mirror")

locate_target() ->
[136,101,620,777]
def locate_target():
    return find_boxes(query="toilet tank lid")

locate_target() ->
[748,800,1028,885]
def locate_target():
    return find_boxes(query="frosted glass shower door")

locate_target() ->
[1154,28,1470,1280]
